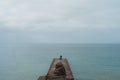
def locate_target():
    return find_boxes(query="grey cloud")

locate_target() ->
[1,0,119,31]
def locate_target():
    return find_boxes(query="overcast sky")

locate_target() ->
[0,0,120,44]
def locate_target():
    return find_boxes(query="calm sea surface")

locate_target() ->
[0,44,120,80]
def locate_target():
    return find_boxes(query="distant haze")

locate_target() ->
[0,0,120,43]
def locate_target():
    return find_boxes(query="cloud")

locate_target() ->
[0,0,119,31]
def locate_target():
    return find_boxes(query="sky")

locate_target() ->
[0,0,120,44]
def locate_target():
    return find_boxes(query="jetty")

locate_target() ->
[38,56,74,80]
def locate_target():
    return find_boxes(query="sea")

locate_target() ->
[0,44,120,80]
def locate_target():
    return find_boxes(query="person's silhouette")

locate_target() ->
[60,55,62,60]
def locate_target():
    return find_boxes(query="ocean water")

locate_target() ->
[0,44,120,80]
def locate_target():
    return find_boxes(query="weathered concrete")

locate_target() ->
[38,76,46,80]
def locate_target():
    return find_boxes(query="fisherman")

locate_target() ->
[59,55,62,60]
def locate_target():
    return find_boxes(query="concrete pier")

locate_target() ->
[38,58,74,80]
